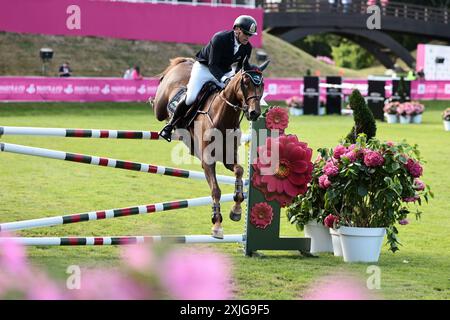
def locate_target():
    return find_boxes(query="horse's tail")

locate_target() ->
[158,57,195,82]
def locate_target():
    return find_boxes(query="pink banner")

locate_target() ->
[0,77,159,102]
[0,0,263,47]
[1,77,449,102]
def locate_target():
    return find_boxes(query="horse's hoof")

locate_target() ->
[211,227,224,239]
[229,210,242,222]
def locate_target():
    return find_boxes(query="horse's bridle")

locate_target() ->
[219,70,264,114]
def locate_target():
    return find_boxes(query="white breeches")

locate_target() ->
[186,61,234,106]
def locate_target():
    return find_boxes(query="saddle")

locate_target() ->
[167,81,220,129]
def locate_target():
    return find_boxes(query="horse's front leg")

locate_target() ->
[202,161,223,239]
[225,163,245,222]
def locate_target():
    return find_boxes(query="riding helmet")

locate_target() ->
[233,15,258,36]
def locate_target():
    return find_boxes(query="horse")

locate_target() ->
[152,57,269,238]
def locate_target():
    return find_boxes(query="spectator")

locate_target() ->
[341,0,352,13]
[328,0,337,12]
[131,65,143,80]
[58,62,72,77]
[380,0,389,7]
[123,66,133,79]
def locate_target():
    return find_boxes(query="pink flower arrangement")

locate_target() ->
[252,134,313,207]
[287,135,432,253]
[411,101,425,115]
[324,214,339,228]
[250,202,274,229]
[383,101,400,115]
[286,96,302,108]
[333,145,347,159]
[397,102,416,116]
[406,158,423,178]
[323,160,339,177]
[266,106,289,133]
[319,174,331,189]
[414,179,425,191]
[364,150,384,167]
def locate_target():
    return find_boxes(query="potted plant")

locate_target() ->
[397,102,415,124]
[383,101,399,124]
[286,96,303,116]
[286,154,333,254]
[314,134,432,262]
[410,101,425,124]
[324,213,342,257]
[319,96,326,116]
[443,108,450,131]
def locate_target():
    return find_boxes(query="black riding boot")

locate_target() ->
[159,97,190,142]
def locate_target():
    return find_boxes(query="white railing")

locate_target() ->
[105,0,256,9]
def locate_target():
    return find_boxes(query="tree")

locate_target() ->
[345,90,377,144]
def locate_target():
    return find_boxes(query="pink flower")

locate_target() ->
[323,161,339,177]
[399,219,409,225]
[342,151,357,162]
[121,243,154,272]
[160,249,232,300]
[319,175,331,189]
[252,135,313,207]
[25,272,67,300]
[0,234,28,275]
[406,159,423,178]
[250,202,273,229]
[333,145,347,159]
[303,275,377,300]
[403,195,419,203]
[266,107,289,133]
[414,179,425,191]
[364,151,384,167]
[72,269,151,300]
[324,214,339,228]
[386,141,395,147]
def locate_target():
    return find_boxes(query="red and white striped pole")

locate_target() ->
[0,142,238,185]
[0,193,245,232]
[0,234,245,246]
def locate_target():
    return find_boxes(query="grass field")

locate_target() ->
[0,101,449,299]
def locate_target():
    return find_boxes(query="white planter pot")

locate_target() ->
[339,226,386,263]
[304,221,333,253]
[412,114,422,124]
[289,108,303,116]
[444,120,450,131]
[385,113,398,124]
[399,115,411,124]
[319,107,326,116]
[329,228,343,257]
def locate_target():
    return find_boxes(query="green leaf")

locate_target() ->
[357,185,368,196]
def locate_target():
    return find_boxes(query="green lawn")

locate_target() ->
[0,101,449,299]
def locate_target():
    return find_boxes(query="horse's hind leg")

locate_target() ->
[225,163,244,222]
[202,161,223,239]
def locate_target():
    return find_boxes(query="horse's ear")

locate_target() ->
[243,56,250,71]
[258,60,270,72]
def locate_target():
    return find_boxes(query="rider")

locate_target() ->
[159,15,258,142]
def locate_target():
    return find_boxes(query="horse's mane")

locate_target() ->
[157,57,195,82]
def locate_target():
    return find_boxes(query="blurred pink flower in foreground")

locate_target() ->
[303,274,379,300]
[121,243,154,272]
[160,248,233,300]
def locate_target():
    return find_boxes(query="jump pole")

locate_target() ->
[0,193,245,232]
[0,142,241,185]
[0,234,245,246]
[0,126,252,143]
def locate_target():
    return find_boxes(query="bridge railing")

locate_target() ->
[258,0,449,25]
